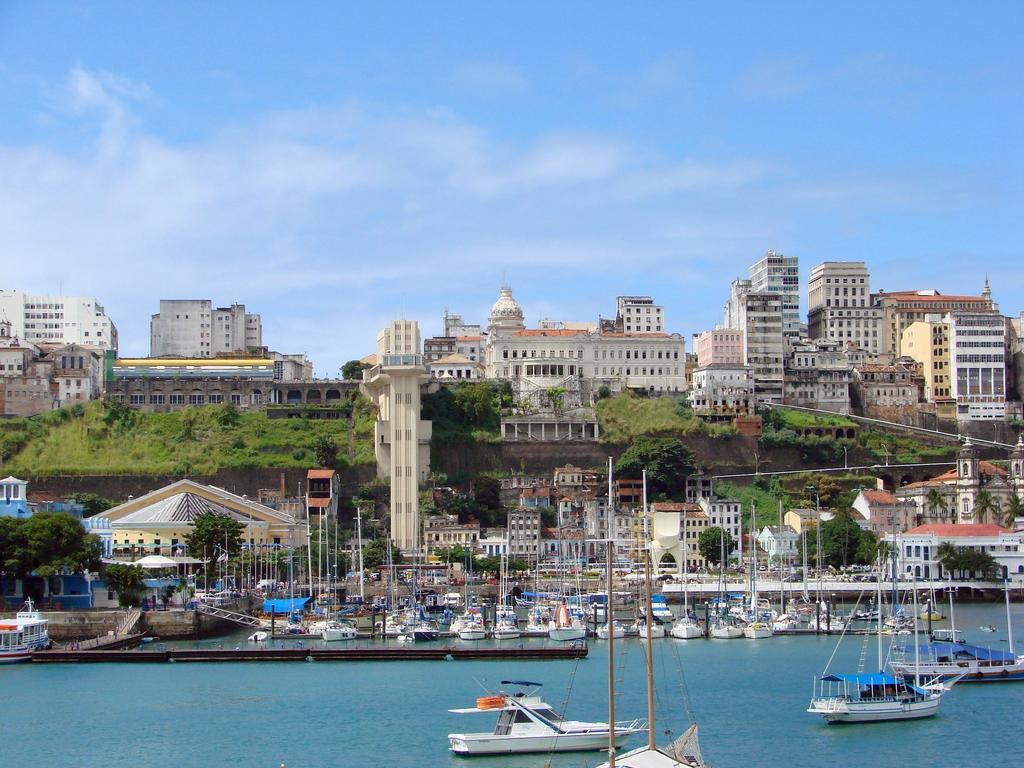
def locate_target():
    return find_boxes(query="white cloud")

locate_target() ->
[0,66,984,372]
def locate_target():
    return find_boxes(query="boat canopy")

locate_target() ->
[899,642,1016,662]
[261,597,312,615]
[501,680,542,687]
[821,672,901,686]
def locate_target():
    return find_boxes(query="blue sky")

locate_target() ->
[2,2,1021,372]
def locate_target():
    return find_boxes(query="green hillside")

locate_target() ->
[0,398,377,476]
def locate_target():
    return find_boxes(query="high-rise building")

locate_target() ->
[749,251,800,342]
[360,319,432,552]
[807,261,882,355]
[723,279,784,404]
[150,300,262,358]
[613,296,665,334]
[949,311,1007,421]
[0,289,117,351]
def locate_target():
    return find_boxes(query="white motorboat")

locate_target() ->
[548,602,587,642]
[743,621,774,640]
[247,631,269,642]
[0,599,49,663]
[321,620,357,642]
[597,621,627,640]
[448,681,644,755]
[773,614,799,632]
[807,672,942,723]
[670,617,703,639]
[492,619,521,640]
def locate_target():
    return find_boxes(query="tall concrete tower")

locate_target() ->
[361,319,432,553]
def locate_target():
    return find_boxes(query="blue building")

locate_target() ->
[0,476,31,518]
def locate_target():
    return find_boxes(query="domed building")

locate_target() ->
[488,286,525,336]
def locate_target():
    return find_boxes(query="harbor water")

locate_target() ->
[10,602,1024,767]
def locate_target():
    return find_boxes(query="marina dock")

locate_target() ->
[31,644,589,663]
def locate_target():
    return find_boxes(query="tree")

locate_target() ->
[0,513,102,578]
[184,511,245,564]
[615,436,697,499]
[1003,495,1024,529]
[68,492,117,518]
[104,563,145,607]
[818,509,876,569]
[341,360,371,380]
[313,434,339,468]
[472,476,502,511]
[698,527,735,566]
[975,490,998,524]
[925,487,947,523]
[937,542,960,579]
[362,538,403,570]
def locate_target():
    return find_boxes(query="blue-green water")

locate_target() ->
[9,603,1024,767]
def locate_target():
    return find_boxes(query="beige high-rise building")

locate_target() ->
[901,318,952,402]
[873,285,995,357]
[807,261,882,355]
[361,320,432,552]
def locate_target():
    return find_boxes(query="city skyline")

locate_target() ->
[2,3,1022,372]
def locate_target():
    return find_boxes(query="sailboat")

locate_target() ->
[671,508,703,639]
[743,503,773,640]
[808,564,948,722]
[596,469,710,768]
[709,530,742,640]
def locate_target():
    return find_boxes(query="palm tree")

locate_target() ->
[1003,495,1024,529]
[975,490,997,524]
[925,487,947,523]
[936,542,960,581]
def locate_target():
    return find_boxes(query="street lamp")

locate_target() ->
[843,445,848,470]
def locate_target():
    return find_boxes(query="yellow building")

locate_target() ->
[101,479,307,558]
[901,319,951,402]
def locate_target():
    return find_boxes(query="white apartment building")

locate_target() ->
[784,339,852,414]
[150,300,262,358]
[883,524,1024,584]
[0,290,117,351]
[508,507,541,562]
[614,296,665,334]
[807,262,882,355]
[749,251,800,342]
[949,311,1007,421]
[698,497,742,544]
[723,279,784,403]
[689,364,754,414]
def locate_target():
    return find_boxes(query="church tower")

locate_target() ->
[1010,433,1024,501]
[956,437,981,523]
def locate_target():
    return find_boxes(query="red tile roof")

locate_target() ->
[306,497,332,508]
[907,523,1008,537]
[307,469,337,479]
[861,490,898,504]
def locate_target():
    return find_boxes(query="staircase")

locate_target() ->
[194,602,264,628]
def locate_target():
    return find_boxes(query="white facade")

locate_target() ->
[484,287,686,402]
[615,296,665,334]
[949,311,1007,421]
[749,251,800,342]
[884,524,1024,585]
[756,525,800,561]
[784,339,852,414]
[807,262,881,355]
[689,365,754,414]
[361,320,432,552]
[150,300,262,358]
[698,497,742,543]
[508,507,541,562]
[0,290,117,351]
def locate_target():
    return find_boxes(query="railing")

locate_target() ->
[194,601,263,628]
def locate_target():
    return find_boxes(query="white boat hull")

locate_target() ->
[459,628,487,641]
[710,625,743,639]
[808,695,940,723]
[597,626,626,640]
[548,627,587,642]
[492,629,521,640]
[449,729,639,755]
[744,626,774,640]
[670,623,703,639]
[322,628,357,642]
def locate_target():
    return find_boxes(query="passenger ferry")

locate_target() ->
[0,599,50,663]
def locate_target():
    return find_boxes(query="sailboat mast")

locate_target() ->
[912,576,921,687]
[750,502,757,614]
[1006,580,1015,655]
[642,469,655,750]
[876,553,883,671]
[682,505,689,618]
[778,499,784,618]
[606,456,616,768]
